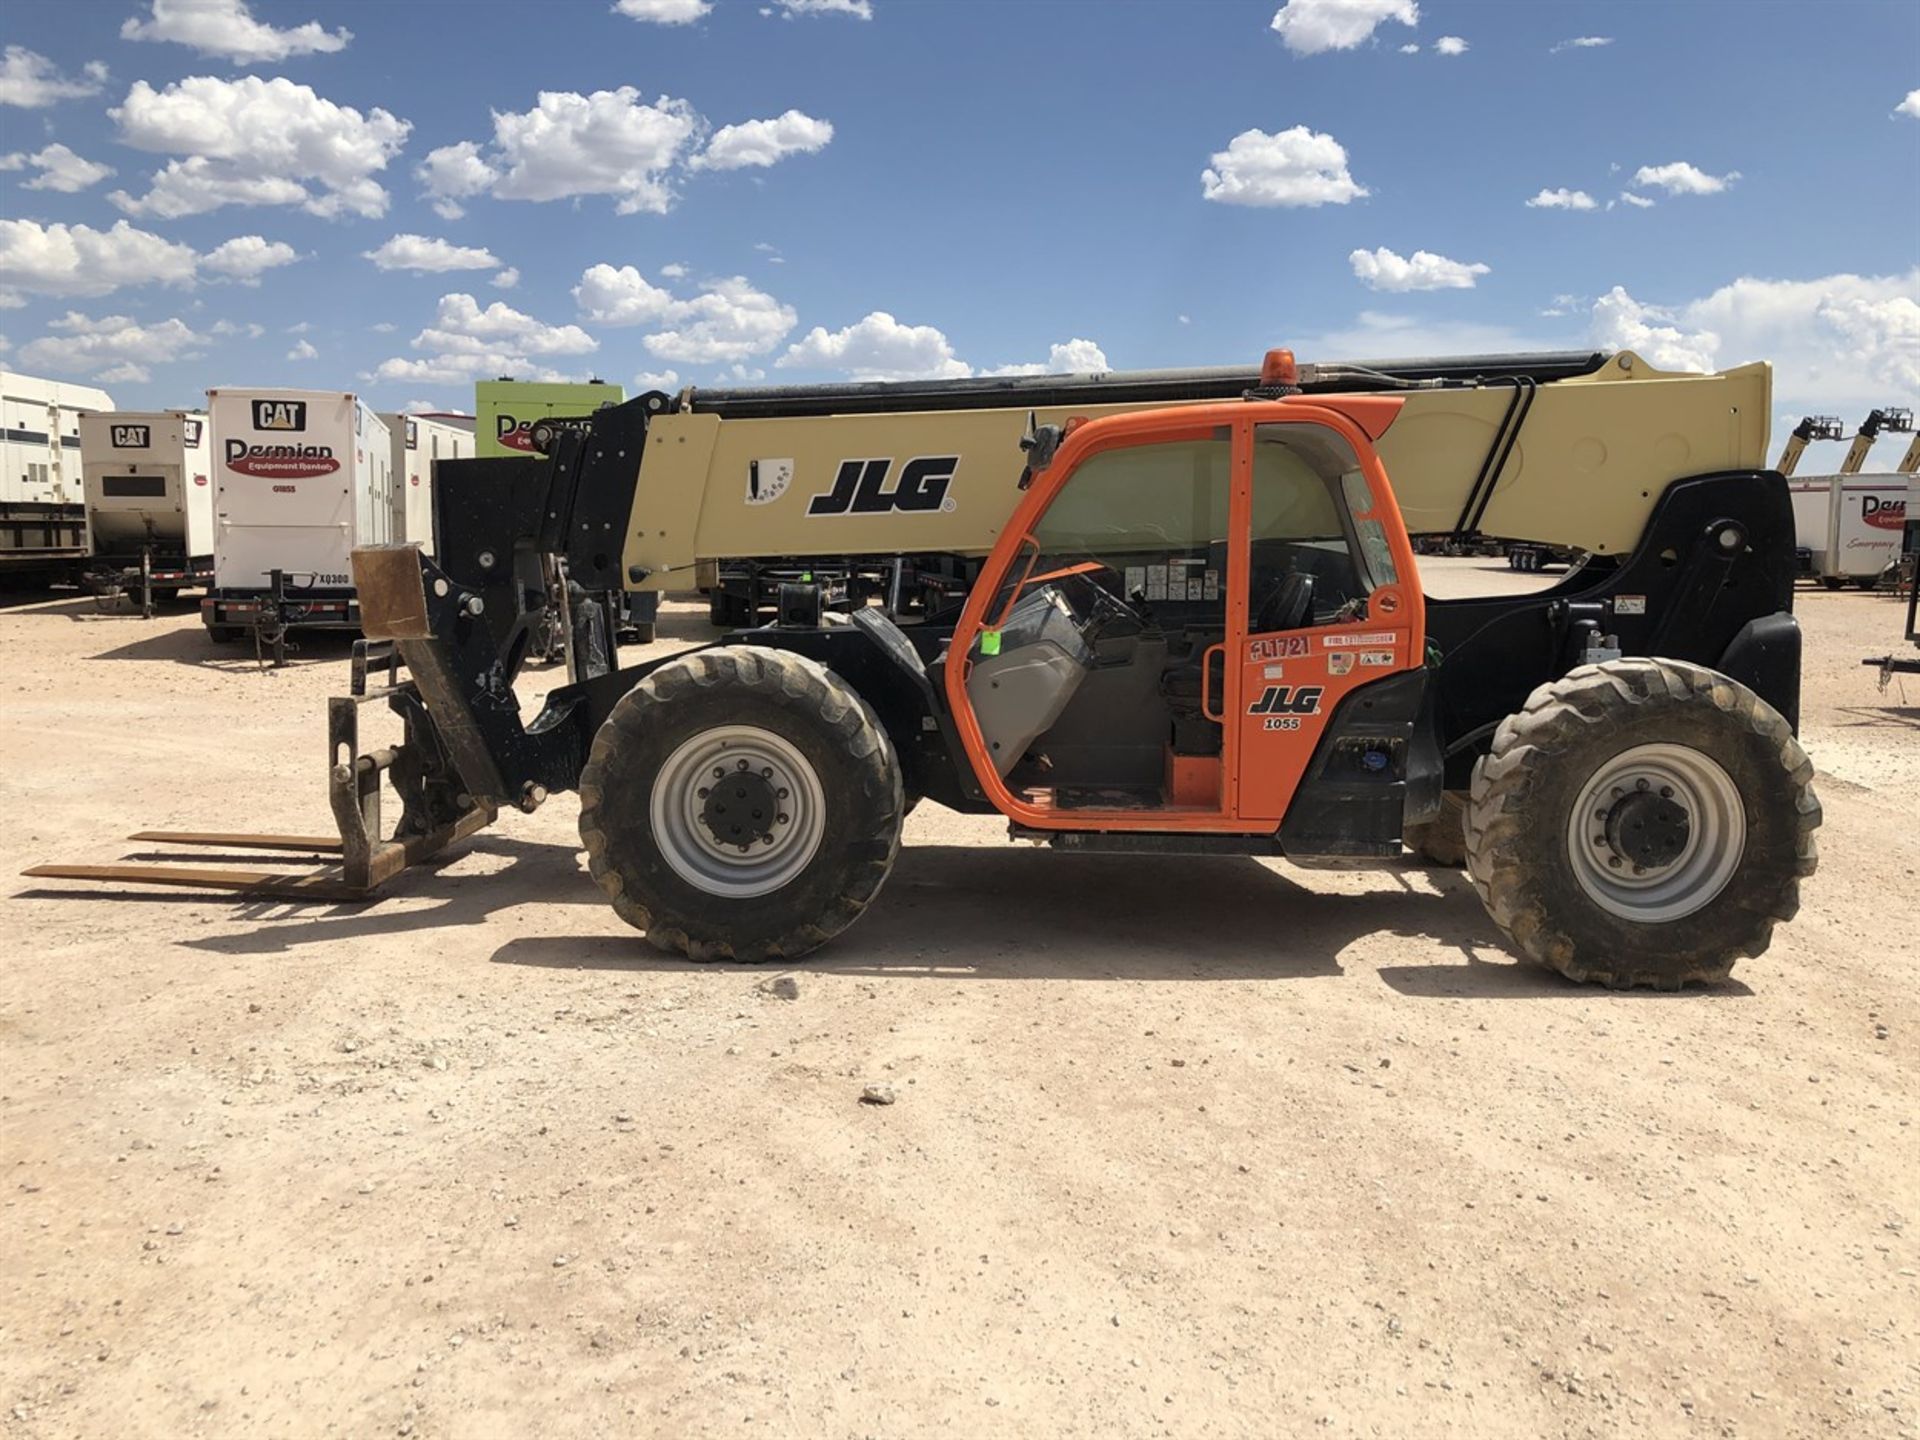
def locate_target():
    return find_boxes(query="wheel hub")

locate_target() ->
[699,765,782,852]
[1564,742,1747,923]
[650,724,826,898]
[1603,789,1690,870]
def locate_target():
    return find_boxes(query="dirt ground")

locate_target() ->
[1,565,1915,1440]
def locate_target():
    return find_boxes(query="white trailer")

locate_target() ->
[2,369,113,572]
[204,389,392,647]
[77,410,214,612]
[1788,473,1909,588]
[378,412,472,554]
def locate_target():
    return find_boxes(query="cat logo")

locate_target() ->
[109,424,151,449]
[807,456,958,517]
[1247,685,1324,716]
[252,399,307,432]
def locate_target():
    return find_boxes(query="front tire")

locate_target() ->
[578,646,904,962]
[1463,659,1820,989]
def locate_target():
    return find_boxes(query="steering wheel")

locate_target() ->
[1252,571,1316,635]
[1054,567,1144,639]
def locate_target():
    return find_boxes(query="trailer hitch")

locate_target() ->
[21,638,498,901]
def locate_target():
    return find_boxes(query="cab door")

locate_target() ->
[1231,417,1424,823]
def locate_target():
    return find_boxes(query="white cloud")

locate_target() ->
[109,75,410,219]
[1618,191,1655,210]
[10,143,114,193]
[691,110,833,171]
[1590,287,1718,372]
[370,353,576,386]
[1269,0,1418,56]
[287,338,317,360]
[210,319,264,338]
[574,263,797,363]
[1681,270,1920,404]
[632,368,682,391]
[286,322,311,334]
[985,339,1112,377]
[1632,161,1739,196]
[1551,35,1612,53]
[1525,187,1596,210]
[1201,126,1367,207]
[0,47,106,107]
[1898,90,1920,120]
[574,263,679,325]
[422,88,699,217]
[201,234,300,282]
[660,261,689,278]
[1349,245,1488,291]
[372,293,599,387]
[642,277,796,363]
[0,219,198,303]
[615,0,711,20]
[774,0,873,16]
[121,0,351,64]
[1433,35,1467,55]
[19,311,201,383]
[1398,43,1420,54]
[414,141,494,220]
[1296,309,1558,362]
[779,311,970,381]
[417,293,597,356]
[363,233,501,273]
[492,267,519,290]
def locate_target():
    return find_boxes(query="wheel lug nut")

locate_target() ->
[713,767,725,779]
[1608,856,1622,868]
[762,767,773,778]
[1633,864,1645,875]
[698,787,709,798]
[776,813,789,825]
[1636,778,1649,791]
[737,759,749,771]
[1660,786,1673,798]
[776,787,788,799]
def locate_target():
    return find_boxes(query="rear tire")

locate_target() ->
[579,646,904,962]
[1403,792,1467,867]
[1463,659,1819,989]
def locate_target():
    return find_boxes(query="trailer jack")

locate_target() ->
[23,641,498,901]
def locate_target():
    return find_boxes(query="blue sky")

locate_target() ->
[3,0,1917,467]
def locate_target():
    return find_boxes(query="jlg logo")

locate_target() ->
[110,424,151,448]
[1247,685,1324,716]
[807,456,958,516]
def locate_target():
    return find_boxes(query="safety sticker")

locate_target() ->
[1124,566,1146,597]
[1327,652,1355,676]
[1321,631,1395,648]
[1359,649,1395,667]
[1612,595,1647,615]
[1263,663,1287,680]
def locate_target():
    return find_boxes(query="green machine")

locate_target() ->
[474,379,626,460]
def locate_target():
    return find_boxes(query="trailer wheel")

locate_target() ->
[579,645,904,962]
[1403,792,1467,867]
[1463,659,1820,989]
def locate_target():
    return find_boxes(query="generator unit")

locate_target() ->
[379,412,472,554]
[77,410,214,613]
[202,389,392,648]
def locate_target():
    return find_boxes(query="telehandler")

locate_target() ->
[30,348,1821,990]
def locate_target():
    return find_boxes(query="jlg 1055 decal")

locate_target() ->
[1248,684,1323,730]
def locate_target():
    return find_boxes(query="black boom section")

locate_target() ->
[1424,469,1800,787]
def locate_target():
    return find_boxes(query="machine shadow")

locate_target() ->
[487,846,1557,989]
[85,625,360,669]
